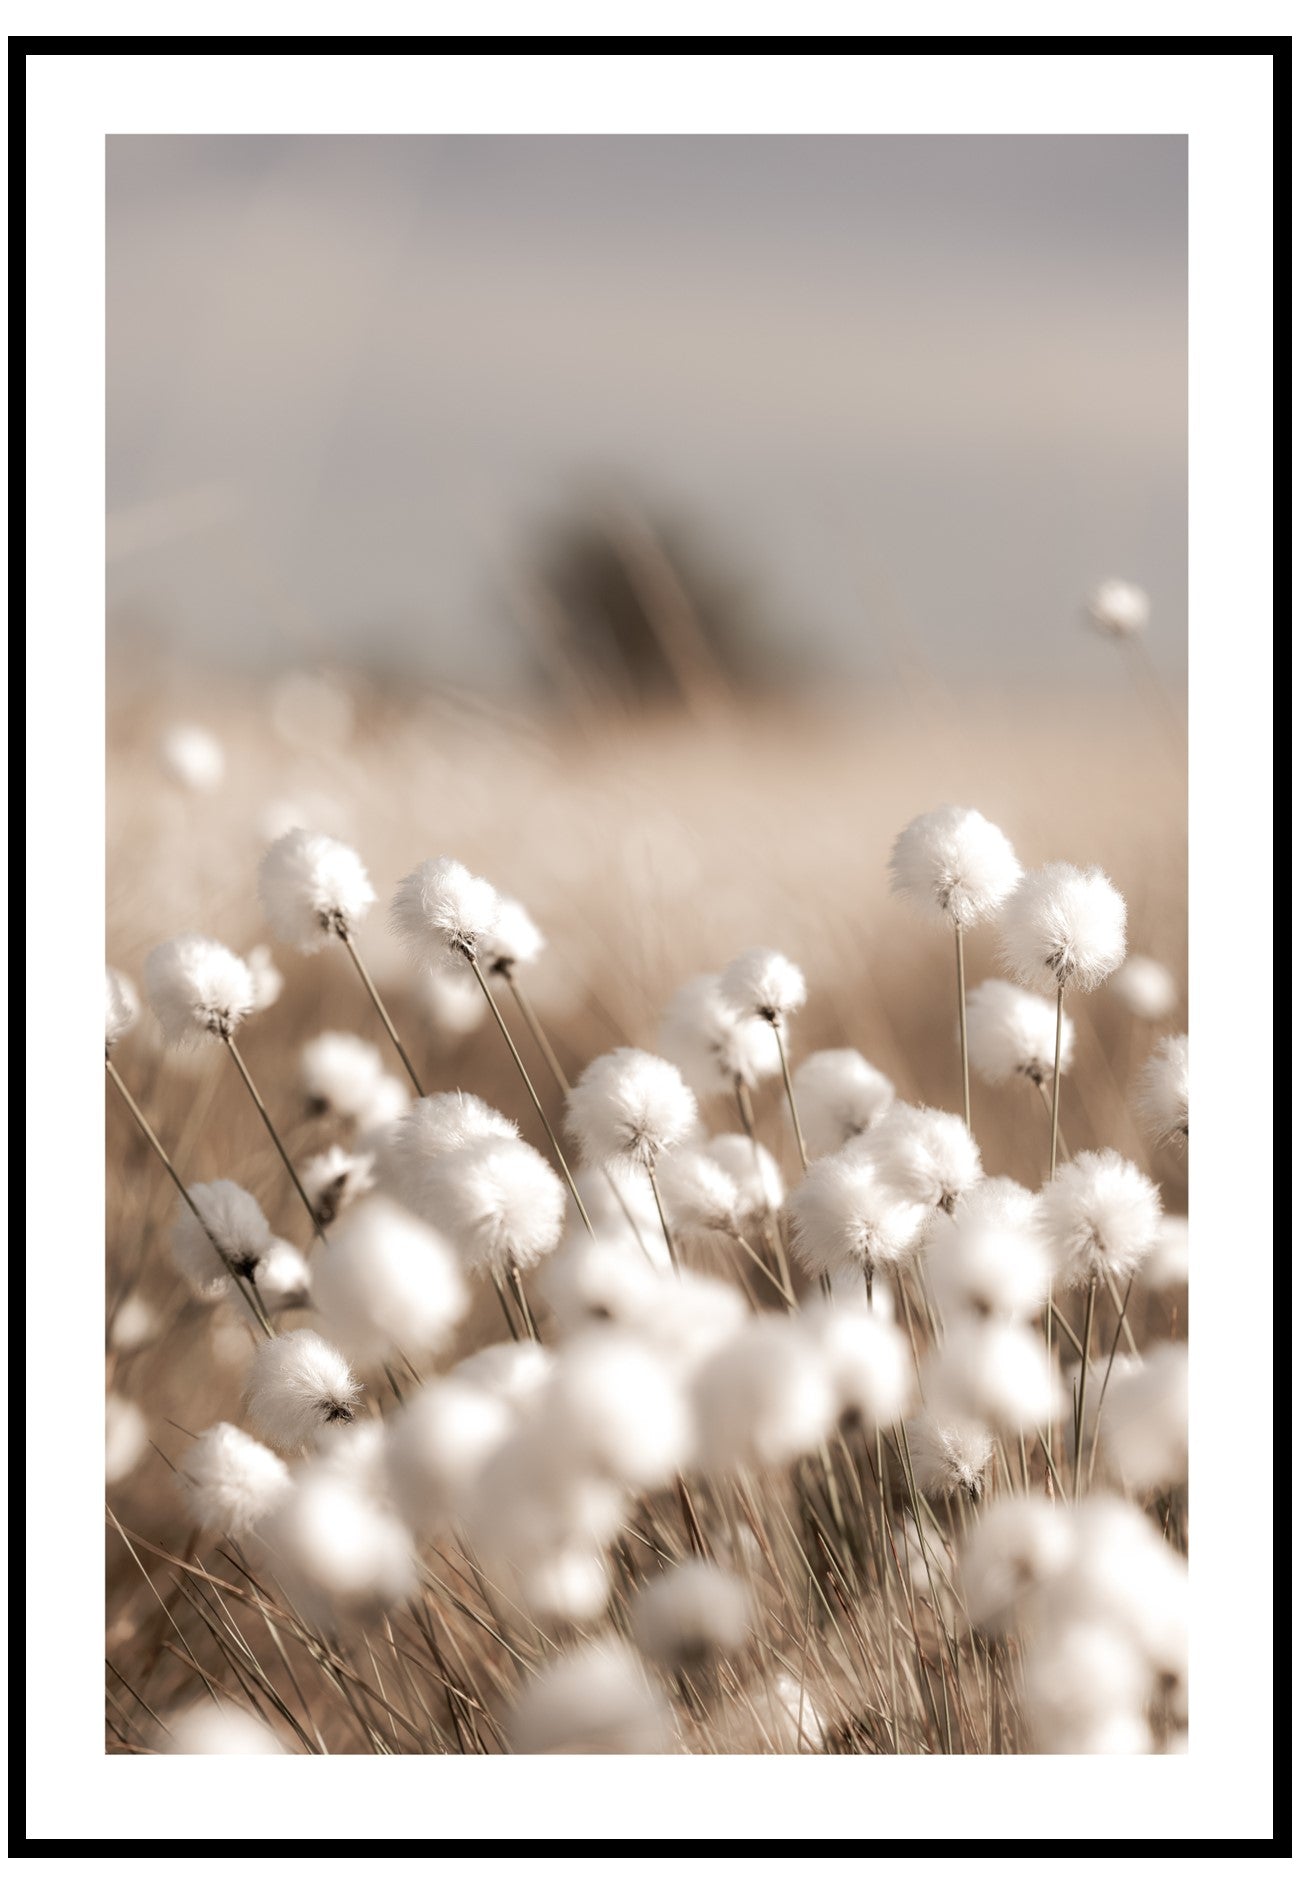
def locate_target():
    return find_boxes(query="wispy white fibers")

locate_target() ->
[145,935,255,1047]
[658,973,779,1097]
[311,1197,467,1365]
[787,1150,927,1287]
[965,979,1075,1088]
[1022,1619,1151,1754]
[246,944,284,1011]
[655,1147,741,1237]
[253,1240,312,1312]
[451,1339,554,1410]
[633,1270,749,1378]
[507,1639,676,1753]
[478,896,545,975]
[705,1134,786,1221]
[245,1330,360,1452]
[180,1423,290,1536]
[263,1463,417,1621]
[158,722,225,792]
[793,1049,895,1157]
[1135,1034,1189,1146]
[386,1378,514,1535]
[566,1048,698,1172]
[807,1303,913,1429]
[541,1233,667,1333]
[105,967,139,1051]
[1087,578,1150,640]
[106,1395,148,1485]
[389,855,501,971]
[540,1330,692,1490]
[959,1494,1075,1636]
[1111,954,1178,1021]
[694,1317,834,1471]
[888,806,1021,930]
[170,1180,272,1301]
[423,1136,566,1277]
[381,1091,519,1219]
[300,1145,377,1228]
[925,1185,1050,1323]
[999,864,1127,996]
[719,948,807,1025]
[631,1560,752,1668]
[1058,1495,1189,1690]
[901,1411,995,1499]
[300,1031,403,1131]
[1143,1213,1189,1290]
[1038,1150,1161,1290]
[257,827,376,952]
[167,1701,285,1756]
[853,1102,983,1215]
[1096,1344,1189,1490]
[924,1320,1063,1433]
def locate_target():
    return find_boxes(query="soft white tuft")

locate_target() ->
[658,973,780,1097]
[792,1048,895,1157]
[451,1339,554,1409]
[925,1192,1050,1323]
[705,1133,785,1220]
[244,1329,361,1452]
[1135,1034,1188,1146]
[853,1102,983,1213]
[999,863,1127,996]
[168,1702,284,1755]
[540,1232,666,1333]
[901,1410,994,1498]
[1087,578,1149,640]
[888,805,1021,930]
[631,1560,752,1668]
[257,828,375,952]
[566,1048,698,1171]
[787,1150,927,1286]
[386,1378,514,1534]
[300,1144,376,1228]
[300,1031,393,1128]
[1110,954,1178,1021]
[145,935,255,1047]
[655,1147,740,1236]
[507,1640,675,1754]
[171,1180,271,1301]
[959,1494,1075,1636]
[105,1395,148,1485]
[1096,1343,1188,1489]
[389,855,501,971]
[540,1330,692,1489]
[380,1091,519,1220]
[158,723,224,792]
[693,1317,834,1471]
[718,947,807,1024]
[1038,1149,1161,1290]
[965,979,1075,1087]
[807,1303,913,1429]
[478,895,545,974]
[263,1465,417,1617]
[422,1135,566,1276]
[246,943,284,1011]
[311,1196,468,1364]
[180,1422,290,1536]
[924,1319,1063,1432]
[105,966,139,1051]
[1142,1213,1188,1290]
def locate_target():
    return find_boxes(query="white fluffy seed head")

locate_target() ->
[1135,1034,1188,1146]
[300,1031,389,1125]
[999,863,1127,996]
[924,1320,1064,1432]
[632,1269,749,1378]
[655,1147,740,1236]
[158,722,225,792]
[965,979,1075,1087]
[478,896,544,974]
[451,1339,554,1410]
[658,974,781,1097]
[693,1317,835,1471]
[1060,1495,1188,1684]
[386,1377,515,1534]
[180,1422,290,1536]
[507,1640,676,1754]
[105,1395,148,1485]
[925,1197,1051,1323]
[566,1048,698,1171]
[145,935,255,1047]
[718,947,807,1024]
[244,1329,361,1452]
[1087,578,1150,640]
[263,1465,417,1617]
[705,1133,785,1219]
[1097,1343,1189,1490]
[168,1702,284,1755]
[959,1495,1076,1636]
[853,1103,983,1214]
[631,1560,752,1668]
[171,1180,272,1301]
[251,1239,312,1312]
[540,1232,667,1333]
[109,1292,160,1354]
[311,1196,468,1365]
[389,856,501,971]
[256,828,375,953]
[1143,1213,1188,1290]
[1022,1618,1150,1753]
[540,1330,692,1490]
[1110,954,1178,1021]
[423,1135,566,1275]
[902,1410,995,1498]
[807,1303,914,1429]
[792,1048,895,1158]
[300,1145,376,1228]
[520,1547,613,1624]
[1039,1149,1162,1290]
[105,966,139,1051]
[246,944,284,1011]
[787,1151,927,1286]
[380,1091,519,1219]
[888,805,1021,930]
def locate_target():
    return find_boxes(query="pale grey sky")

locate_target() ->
[107,135,1187,689]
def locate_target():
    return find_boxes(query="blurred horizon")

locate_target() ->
[107,134,1187,695]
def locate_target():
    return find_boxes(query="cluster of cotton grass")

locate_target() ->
[104,807,1186,1759]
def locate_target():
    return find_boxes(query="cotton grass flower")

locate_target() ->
[924,1320,1063,1433]
[1038,1150,1161,1290]
[106,1395,148,1485]
[541,1233,666,1332]
[1000,864,1127,997]
[1096,1343,1189,1490]
[924,1196,1050,1322]
[1022,1619,1151,1754]
[633,1269,749,1378]
[853,1102,982,1215]
[507,1639,676,1754]
[386,1378,515,1534]
[719,948,806,1025]
[793,1048,895,1157]
[390,855,501,971]
[705,1133,785,1220]
[264,1464,417,1619]
[311,1197,467,1365]
[520,1547,613,1625]
[631,1560,752,1669]
[540,1330,692,1490]
[379,1090,519,1219]
[965,979,1075,1088]
[170,1180,272,1300]
[479,896,545,975]
[422,1136,566,1279]
[787,1150,927,1288]
[245,1329,360,1452]
[105,966,139,1051]
[1111,954,1178,1021]
[180,1422,290,1537]
[167,1701,284,1756]
[655,1147,741,1237]
[300,1145,376,1228]
[901,1410,995,1499]
[1135,1033,1189,1145]
[1087,578,1150,641]
[145,935,254,1047]
[109,1292,159,1354]
[694,1317,834,1471]
[888,805,1021,931]
[158,722,224,792]
[257,827,376,952]
[300,1031,396,1126]
[452,1339,554,1410]
[658,973,779,1098]
[959,1494,1075,1636]
[808,1303,913,1429]
[246,944,284,1011]
[252,1239,312,1312]
[566,1048,697,1172]
[1143,1213,1188,1290]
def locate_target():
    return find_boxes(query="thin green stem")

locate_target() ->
[224,1037,328,1244]
[338,927,425,1096]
